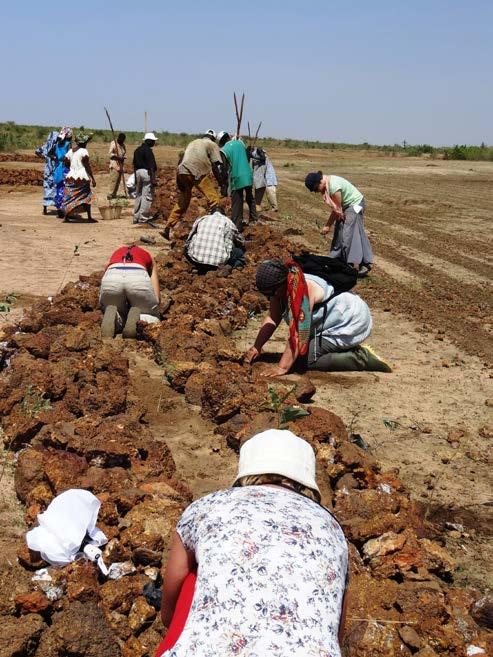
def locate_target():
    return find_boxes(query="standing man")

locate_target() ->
[132,132,158,224]
[218,131,256,230]
[162,130,227,240]
[108,132,126,198]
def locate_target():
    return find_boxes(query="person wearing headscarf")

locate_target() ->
[305,171,372,277]
[251,147,278,211]
[157,429,349,657]
[35,130,59,214]
[62,133,97,222]
[244,259,391,375]
[53,127,72,217]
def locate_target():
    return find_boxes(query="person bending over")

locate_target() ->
[184,211,245,274]
[99,245,160,338]
[158,429,349,657]
[244,259,391,376]
[305,171,372,276]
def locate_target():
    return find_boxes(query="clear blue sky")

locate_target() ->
[1,0,491,145]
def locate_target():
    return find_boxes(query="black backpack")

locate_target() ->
[293,253,358,293]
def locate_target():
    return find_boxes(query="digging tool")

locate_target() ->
[233,92,245,139]
[252,121,262,150]
[104,107,128,198]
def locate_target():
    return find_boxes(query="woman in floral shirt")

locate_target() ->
[159,429,349,657]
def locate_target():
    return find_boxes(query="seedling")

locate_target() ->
[20,385,52,418]
[261,384,310,429]
[0,292,16,317]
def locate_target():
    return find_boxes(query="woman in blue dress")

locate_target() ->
[53,127,72,217]
[35,131,59,214]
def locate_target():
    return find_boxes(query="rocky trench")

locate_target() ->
[0,176,491,657]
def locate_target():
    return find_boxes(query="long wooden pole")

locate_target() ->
[104,106,127,198]
[144,112,148,133]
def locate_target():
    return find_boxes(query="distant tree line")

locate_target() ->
[0,121,491,161]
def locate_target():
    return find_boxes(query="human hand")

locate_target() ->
[243,346,260,364]
[320,226,331,235]
[92,179,97,187]
[260,365,288,378]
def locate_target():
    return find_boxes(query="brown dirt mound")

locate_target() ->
[0,168,43,186]
[0,216,490,656]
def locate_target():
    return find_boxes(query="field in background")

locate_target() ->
[1,121,492,161]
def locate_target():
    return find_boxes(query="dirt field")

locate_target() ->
[0,146,491,652]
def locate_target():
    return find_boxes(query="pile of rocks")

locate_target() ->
[0,215,490,656]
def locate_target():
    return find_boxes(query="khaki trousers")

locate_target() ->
[255,185,278,210]
[167,173,220,228]
[99,267,159,330]
[108,168,123,197]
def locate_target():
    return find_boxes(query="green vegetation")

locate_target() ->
[1,121,492,161]
[262,385,310,429]
[20,385,52,418]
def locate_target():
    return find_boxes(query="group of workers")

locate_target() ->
[34,126,388,656]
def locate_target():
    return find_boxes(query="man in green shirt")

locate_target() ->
[218,131,256,230]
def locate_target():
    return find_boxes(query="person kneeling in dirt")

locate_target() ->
[99,245,160,338]
[184,211,246,274]
[244,259,391,376]
[157,429,349,657]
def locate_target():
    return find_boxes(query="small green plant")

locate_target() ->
[261,385,310,429]
[0,292,16,316]
[20,385,51,418]
[109,196,130,208]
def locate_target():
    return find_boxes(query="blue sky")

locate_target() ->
[1,0,491,145]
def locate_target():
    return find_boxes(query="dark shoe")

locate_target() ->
[57,209,64,218]
[160,226,171,240]
[42,206,47,215]
[101,305,118,338]
[122,307,141,339]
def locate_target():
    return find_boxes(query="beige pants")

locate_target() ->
[255,185,278,210]
[108,168,124,197]
[99,267,159,330]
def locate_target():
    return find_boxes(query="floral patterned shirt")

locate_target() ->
[162,486,348,657]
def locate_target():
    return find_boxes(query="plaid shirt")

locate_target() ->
[186,212,244,266]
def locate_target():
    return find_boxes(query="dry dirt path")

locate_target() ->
[0,184,165,299]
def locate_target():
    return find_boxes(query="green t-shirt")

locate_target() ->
[328,175,363,208]
[221,140,253,191]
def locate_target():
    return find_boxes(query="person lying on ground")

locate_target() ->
[244,259,391,377]
[218,131,256,230]
[161,130,228,241]
[184,211,246,274]
[158,428,349,657]
[133,132,158,225]
[108,132,126,199]
[305,171,372,276]
[62,133,97,222]
[99,245,161,338]
[251,147,278,211]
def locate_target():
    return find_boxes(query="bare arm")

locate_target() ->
[150,258,161,302]
[160,532,196,627]
[82,154,96,187]
[261,279,323,377]
[244,297,283,363]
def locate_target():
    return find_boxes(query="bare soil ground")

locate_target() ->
[0,147,491,598]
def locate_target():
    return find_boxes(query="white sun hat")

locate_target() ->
[143,132,158,141]
[236,429,319,493]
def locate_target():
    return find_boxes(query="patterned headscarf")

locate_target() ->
[75,133,93,146]
[58,126,72,140]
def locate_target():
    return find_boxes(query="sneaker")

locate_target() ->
[357,265,371,278]
[360,344,392,373]
[122,306,141,339]
[101,305,118,338]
